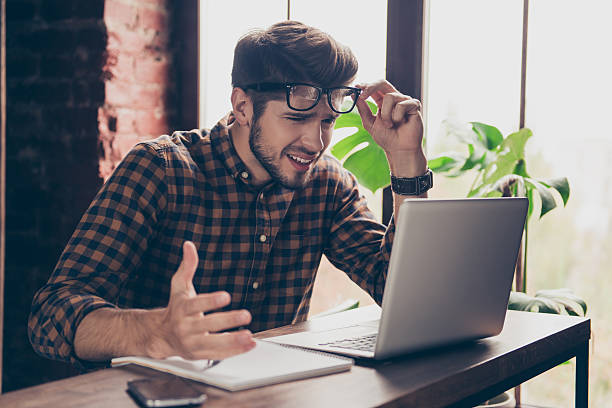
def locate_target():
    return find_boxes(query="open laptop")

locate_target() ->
[266,197,528,360]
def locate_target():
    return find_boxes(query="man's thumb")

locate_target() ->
[171,241,199,296]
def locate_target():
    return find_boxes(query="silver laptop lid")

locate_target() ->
[375,197,528,359]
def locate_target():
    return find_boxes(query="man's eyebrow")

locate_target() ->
[283,112,315,119]
[282,112,339,120]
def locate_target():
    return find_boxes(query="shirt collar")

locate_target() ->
[210,112,252,183]
[209,113,298,202]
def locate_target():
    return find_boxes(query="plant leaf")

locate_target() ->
[331,128,372,159]
[526,186,534,222]
[526,178,558,218]
[482,149,517,186]
[428,154,463,173]
[508,290,587,316]
[535,288,587,316]
[508,291,533,310]
[513,159,530,178]
[460,144,489,171]
[471,122,503,150]
[342,143,390,193]
[330,101,390,193]
[501,128,533,161]
[542,177,570,206]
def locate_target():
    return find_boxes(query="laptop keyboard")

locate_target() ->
[318,333,378,352]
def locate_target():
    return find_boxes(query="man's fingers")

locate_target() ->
[354,96,375,131]
[183,291,231,316]
[170,241,199,297]
[358,79,399,108]
[391,99,422,123]
[379,92,407,128]
[182,309,252,334]
[183,330,256,360]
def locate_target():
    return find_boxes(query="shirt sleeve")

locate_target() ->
[28,143,168,367]
[324,168,395,304]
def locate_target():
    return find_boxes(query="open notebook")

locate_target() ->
[111,340,353,391]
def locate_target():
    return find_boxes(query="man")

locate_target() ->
[28,21,430,367]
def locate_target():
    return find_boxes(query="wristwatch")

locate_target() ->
[390,169,433,195]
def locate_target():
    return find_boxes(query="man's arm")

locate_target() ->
[355,79,428,220]
[322,80,427,303]
[29,143,253,366]
[74,242,254,362]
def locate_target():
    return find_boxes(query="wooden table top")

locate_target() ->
[0,306,590,408]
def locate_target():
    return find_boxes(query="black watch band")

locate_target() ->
[390,169,433,195]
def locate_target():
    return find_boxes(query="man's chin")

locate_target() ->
[277,168,313,190]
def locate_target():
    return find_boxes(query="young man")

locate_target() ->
[28,21,430,367]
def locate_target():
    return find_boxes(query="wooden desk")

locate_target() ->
[0,306,590,408]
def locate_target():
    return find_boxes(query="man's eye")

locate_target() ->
[287,117,306,122]
[322,118,336,126]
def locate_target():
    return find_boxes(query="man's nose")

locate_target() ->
[301,123,324,154]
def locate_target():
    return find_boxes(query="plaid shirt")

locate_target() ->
[29,114,395,366]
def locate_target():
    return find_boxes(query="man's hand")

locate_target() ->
[74,241,255,362]
[148,241,255,360]
[354,80,426,178]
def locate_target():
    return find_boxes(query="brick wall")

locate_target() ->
[3,0,179,391]
[99,0,176,179]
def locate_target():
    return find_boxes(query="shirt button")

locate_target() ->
[259,234,267,243]
[240,171,249,179]
[252,282,259,290]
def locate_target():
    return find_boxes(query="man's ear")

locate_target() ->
[231,87,253,127]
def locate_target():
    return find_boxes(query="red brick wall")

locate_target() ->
[99,0,175,179]
[3,0,180,391]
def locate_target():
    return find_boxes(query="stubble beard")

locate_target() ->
[249,120,316,190]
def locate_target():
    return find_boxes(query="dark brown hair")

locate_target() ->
[231,21,358,117]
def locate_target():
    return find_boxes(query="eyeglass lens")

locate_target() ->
[288,85,357,113]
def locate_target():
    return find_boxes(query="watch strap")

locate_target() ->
[390,169,433,195]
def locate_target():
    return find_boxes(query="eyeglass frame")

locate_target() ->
[240,82,362,114]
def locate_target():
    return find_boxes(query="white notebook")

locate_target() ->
[111,340,353,391]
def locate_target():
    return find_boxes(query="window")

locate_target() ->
[197,2,611,404]
[425,1,612,406]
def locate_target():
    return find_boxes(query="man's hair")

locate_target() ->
[231,21,358,118]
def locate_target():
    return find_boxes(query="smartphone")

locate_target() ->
[127,377,207,407]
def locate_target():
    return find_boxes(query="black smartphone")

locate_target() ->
[127,377,207,407]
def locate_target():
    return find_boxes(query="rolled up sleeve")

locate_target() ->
[324,170,395,304]
[28,143,168,366]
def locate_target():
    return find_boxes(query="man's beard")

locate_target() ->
[248,120,317,190]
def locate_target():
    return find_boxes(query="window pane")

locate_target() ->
[291,0,387,85]
[199,0,286,128]
[521,1,612,406]
[425,0,523,155]
[292,0,387,222]
[291,0,388,316]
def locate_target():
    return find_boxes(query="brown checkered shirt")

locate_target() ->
[28,115,395,366]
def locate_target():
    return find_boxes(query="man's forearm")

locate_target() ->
[74,307,163,361]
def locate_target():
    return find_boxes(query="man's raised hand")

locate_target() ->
[354,79,424,156]
[148,241,255,360]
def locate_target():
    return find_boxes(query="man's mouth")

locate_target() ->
[287,153,316,171]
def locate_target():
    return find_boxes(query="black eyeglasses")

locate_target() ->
[241,82,362,114]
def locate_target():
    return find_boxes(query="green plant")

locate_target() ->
[332,112,586,316]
